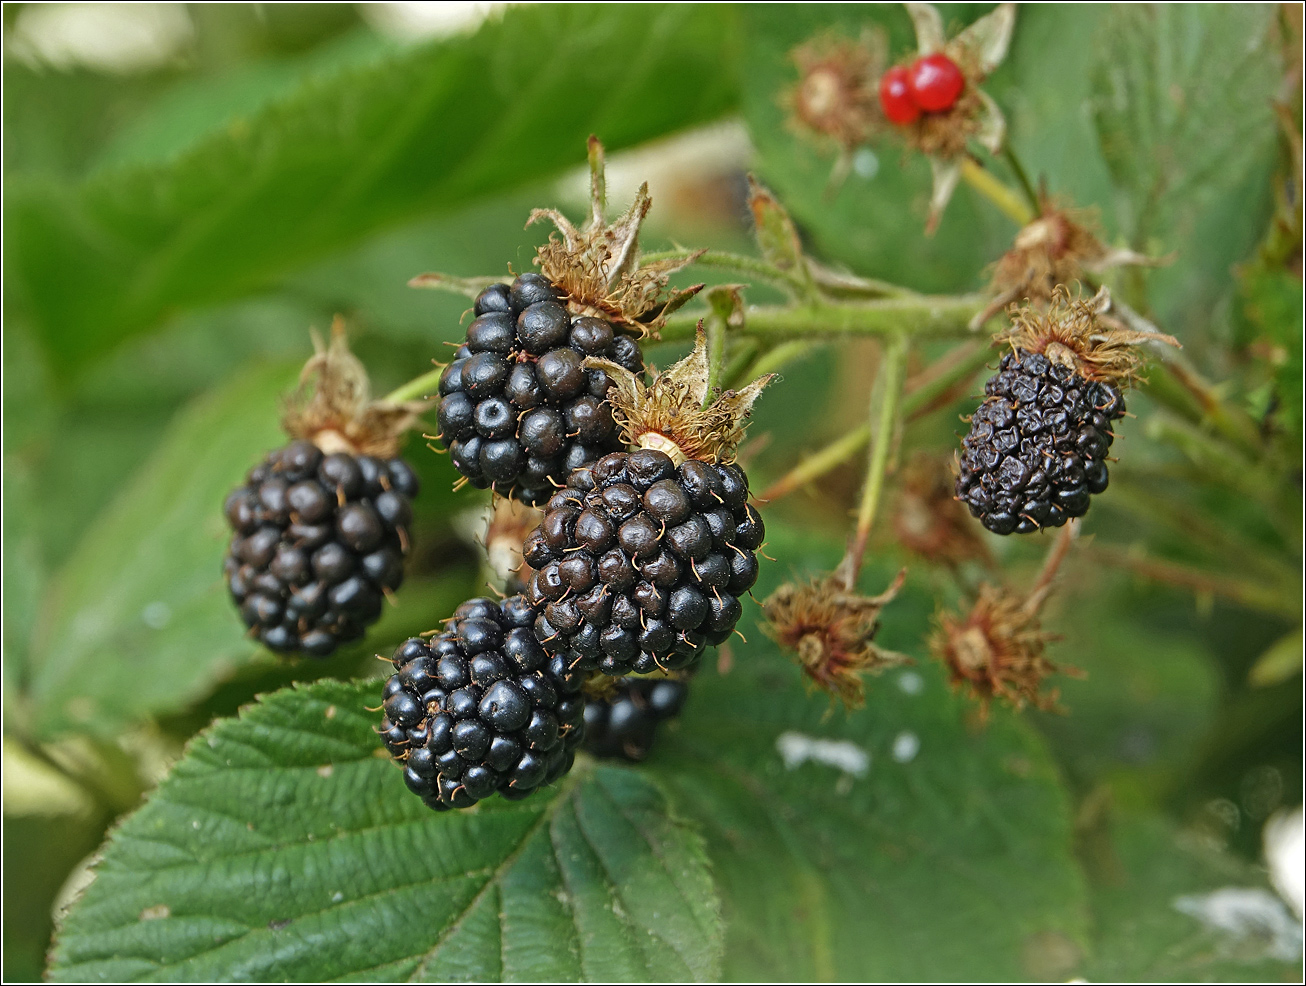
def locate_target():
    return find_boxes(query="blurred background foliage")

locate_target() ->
[2,3,1301,981]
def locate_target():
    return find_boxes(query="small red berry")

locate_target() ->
[878,66,920,125]
[909,53,965,113]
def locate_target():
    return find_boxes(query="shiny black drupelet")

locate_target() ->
[436,272,643,505]
[956,349,1125,535]
[526,448,763,676]
[378,595,588,811]
[223,441,418,656]
[583,676,690,762]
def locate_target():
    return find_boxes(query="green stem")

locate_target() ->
[384,366,444,403]
[845,335,909,585]
[758,339,991,503]
[960,157,1035,226]
[1001,142,1042,217]
[661,294,986,344]
[721,339,763,390]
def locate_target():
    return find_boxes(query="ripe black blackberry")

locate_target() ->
[224,442,418,655]
[223,320,427,657]
[583,675,690,762]
[378,595,587,811]
[526,330,773,676]
[413,138,703,503]
[526,448,764,675]
[435,272,643,505]
[956,287,1177,535]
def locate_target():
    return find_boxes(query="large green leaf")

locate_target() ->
[1089,4,1280,334]
[24,363,292,739]
[6,4,739,372]
[47,679,723,982]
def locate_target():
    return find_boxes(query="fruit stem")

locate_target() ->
[660,293,987,343]
[959,157,1035,226]
[844,334,909,587]
[748,339,814,379]
[1024,520,1078,616]
[1001,141,1042,218]
[383,366,444,404]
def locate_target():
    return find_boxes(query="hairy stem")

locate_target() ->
[641,248,808,295]
[844,335,909,587]
[384,365,445,404]
[702,315,726,409]
[661,294,987,344]
[1024,521,1079,615]
[960,157,1035,226]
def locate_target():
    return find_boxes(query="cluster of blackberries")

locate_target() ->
[223,441,417,656]
[583,676,689,762]
[524,449,763,676]
[956,350,1125,535]
[436,273,643,505]
[379,596,588,810]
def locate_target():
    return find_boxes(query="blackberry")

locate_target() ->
[435,273,643,504]
[525,448,763,676]
[223,441,418,656]
[956,349,1124,535]
[583,676,690,761]
[378,595,587,811]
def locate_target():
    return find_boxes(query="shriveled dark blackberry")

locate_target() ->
[583,676,690,761]
[956,349,1124,535]
[525,448,763,676]
[223,441,418,656]
[956,287,1177,535]
[377,595,587,811]
[435,277,643,505]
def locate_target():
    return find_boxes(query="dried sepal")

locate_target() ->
[587,326,773,465]
[528,136,704,338]
[406,271,504,299]
[930,582,1076,719]
[973,199,1169,327]
[1000,285,1179,389]
[484,497,544,592]
[281,317,427,458]
[762,569,909,709]
[785,29,887,158]
[894,452,992,567]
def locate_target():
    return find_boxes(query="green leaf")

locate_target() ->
[48,679,723,982]
[1088,4,1280,329]
[25,363,294,739]
[6,4,738,372]
[647,527,1091,982]
[1080,811,1304,981]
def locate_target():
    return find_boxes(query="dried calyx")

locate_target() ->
[281,317,427,458]
[586,327,774,466]
[894,453,992,568]
[972,199,1165,327]
[787,29,886,155]
[999,285,1179,390]
[528,136,705,338]
[931,581,1076,718]
[762,570,908,709]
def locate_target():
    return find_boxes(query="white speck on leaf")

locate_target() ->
[317,764,333,778]
[853,148,879,179]
[140,904,170,921]
[897,671,924,695]
[776,731,869,777]
[892,731,920,763]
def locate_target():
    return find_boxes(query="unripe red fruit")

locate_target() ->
[909,53,965,112]
[878,66,920,125]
